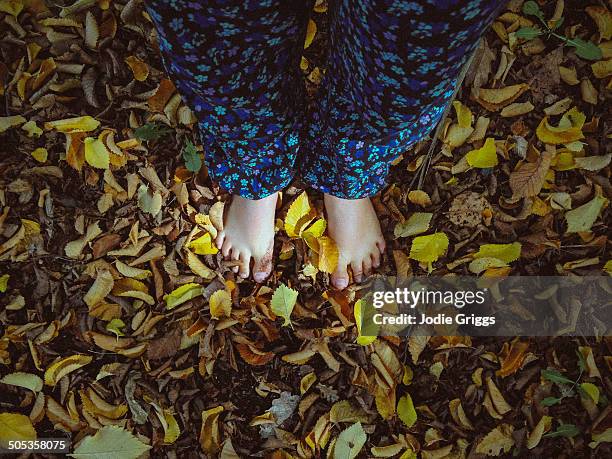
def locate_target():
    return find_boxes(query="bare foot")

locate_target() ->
[215,193,277,282]
[324,194,386,289]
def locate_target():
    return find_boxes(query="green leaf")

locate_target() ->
[164,283,203,310]
[540,396,563,407]
[515,26,543,40]
[182,139,202,172]
[541,369,574,385]
[334,422,367,459]
[0,372,43,392]
[134,122,172,141]
[523,1,544,20]
[394,212,432,238]
[69,425,151,459]
[565,195,608,233]
[397,394,417,428]
[543,423,580,439]
[566,37,603,61]
[270,283,298,327]
[106,318,126,338]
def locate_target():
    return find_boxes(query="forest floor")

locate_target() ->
[0,0,611,458]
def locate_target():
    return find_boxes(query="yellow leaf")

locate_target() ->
[536,107,585,145]
[580,382,600,404]
[604,260,612,275]
[302,218,326,239]
[44,115,100,133]
[300,372,317,394]
[125,55,149,81]
[185,250,216,280]
[44,354,93,386]
[591,59,612,79]
[407,190,431,207]
[83,269,114,307]
[164,283,203,309]
[188,232,218,255]
[465,138,498,168]
[559,66,580,85]
[0,413,36,446]
[0,115,26,133]
[304,19,316,49]
[453,100,472,128]
[473,242,522,263]
[0,274,8,292]
[0,0,24,16]
[200,406,224,454]
[84,136,110,169]
[354,299,376,346]
[475,424,515,456]
[209,289,232,319]
[526,415,552,450]
[317,236,338,273]
[474,83,530,111]
[409,233,449,265]
[162,409,180,444]
[284,191,315,238]
[114,260,151,279]
[22,120,42,138]
[397,394,417,428]
[586,6,612,40]
[31,147,48,163]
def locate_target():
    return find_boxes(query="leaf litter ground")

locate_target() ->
[0,0,611,458]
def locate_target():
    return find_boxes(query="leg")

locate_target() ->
[302,0,503,288]
[146,0,311,281]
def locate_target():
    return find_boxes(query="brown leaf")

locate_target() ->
[509,148,552,198]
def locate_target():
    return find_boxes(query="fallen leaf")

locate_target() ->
[70,425,151,459]
[333,422,367,459]
[209,289,232,319]
[0,412,36,444]
[200,406,224,454]
[475,424,515,456]
[271,283,298,327]
[465,138,498,168]
[397,394,417,428]
[0,372,43,392]
[394,212,432,238]
[44,354,93,386]
[509,149,552,198]
[164,283,203,309]
[565,195,608,233]
[45,116,100,133]
[409,233,449,265]
[125,55,149,81]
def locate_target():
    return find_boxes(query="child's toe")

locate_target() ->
[331,263,349,290]
[238,252,250,278]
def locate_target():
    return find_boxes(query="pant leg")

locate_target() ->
[145,0,312,199]
[300,0,505,199]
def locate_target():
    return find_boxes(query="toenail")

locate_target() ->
[335,278,348,289]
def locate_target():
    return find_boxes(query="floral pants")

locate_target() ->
[146,0,504,199]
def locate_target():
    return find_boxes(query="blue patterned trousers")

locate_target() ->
[146,0,504,199]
